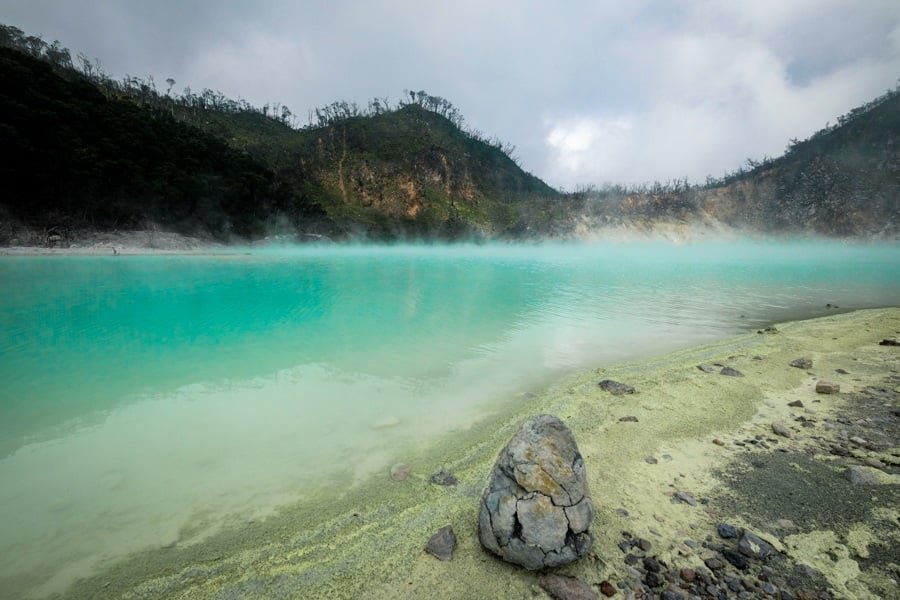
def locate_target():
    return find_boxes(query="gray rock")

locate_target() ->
[390,463,411,481]
[844,465,882,485]
[757,327,779,334]
[878,338,900,346]
[425,525,457,560]
[673,491,697,506]
[790,357,813,369]
[717,523,739,539]
[720,367,744,377]
[738,531,775,559]
[478,415,593,569]
[771,422,791,438]
[787,400,804,408]
[599,379,635,395]
[815,380,840,394]
[430,468,458,486]
[619,415,639,422]
[539,574,598,600]
[697,364,717,373]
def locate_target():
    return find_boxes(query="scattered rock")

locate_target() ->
[787,400,804,408]
[539,574,599,600]
[638,538,653,552]
[878,338,900,346]
[789,357,813,369]
[643,557,663,573]
[680,568,696,583]
[705,557,724,570]
[815,380,840,394]
[720,367,744,377]
[599,380,635,395]
[844,465,883,485]
[757,327,779,334]
[829,444,851,456]
[430,468,458,486]
[723,548,750,570]
[713,438,725,446]
[390,463,411,481]
[425,525,457,560]
[478,415,593,569]
[644,456,658,464]
[835,368,850,374]
[771,422,791,438]
[776,519,796,530]
[618,416,639,422]
[672,491,697,506]
[644,572,664,588]
[738,531,775,559]
[599,580,616,597]
[615,507,629,517]
[717,523,739,539]
[697,364,716,373]
[864,458,885,469]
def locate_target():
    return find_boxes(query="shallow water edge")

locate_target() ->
[45,306,900,600]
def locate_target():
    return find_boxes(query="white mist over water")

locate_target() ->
[0,240,898,597]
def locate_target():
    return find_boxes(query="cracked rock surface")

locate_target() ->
[478,414,594,569]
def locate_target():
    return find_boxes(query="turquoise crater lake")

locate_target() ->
[1,241,899,597]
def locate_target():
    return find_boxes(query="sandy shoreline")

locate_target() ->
[47,308,900,599]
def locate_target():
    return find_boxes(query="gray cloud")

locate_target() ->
[4,0,899,188]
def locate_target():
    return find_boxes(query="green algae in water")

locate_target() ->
[0,240,899,597]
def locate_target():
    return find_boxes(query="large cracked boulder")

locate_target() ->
[478,414,594,569]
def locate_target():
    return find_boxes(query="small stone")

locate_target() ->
[844,465,882,485]
[739,531,775,559]
[720,367,744,377]
[644,456,658,464]
[680,568,696,583]
[848,436,867,446]
[878,338,900,346]
[830,444,850,456]
[539,574,599,600]
[643,557,663,573]
[757,327,779,334]
[624,553,639,565]
[717,523,739,539]
[705,557,724,570]
[761,582,778,595]
[723,548,750,570]
[599,380,635,395]
[619,416,639,422]
[835,368,850,374]
[790,358,813,369]
[771,422,791,438]
[615,508,630,517]
[644,572,664,588]
[599,580,617,597]
[752,355,764,361]
[776,519,795,530]
[787,400,804,408]
[713,438,725,446]
[697,364,716,373]
[864,458,885,469]
[638,538,653,552]
[430,468,458,486]
[673,491,697,506]
[390,463,411,481]
[815,380,840,394]
[425,525,457,560]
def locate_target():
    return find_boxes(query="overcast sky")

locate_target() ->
[4,0,899,189]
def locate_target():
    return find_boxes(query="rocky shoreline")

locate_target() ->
[53,308,899,600]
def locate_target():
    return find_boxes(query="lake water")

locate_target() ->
[1,241,899,597]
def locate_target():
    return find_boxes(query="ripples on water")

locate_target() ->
[0,240,898,596]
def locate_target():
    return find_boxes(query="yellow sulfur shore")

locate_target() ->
[60,308,900,600]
